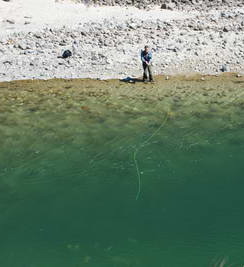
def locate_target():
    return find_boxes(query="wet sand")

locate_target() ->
[0,73,243,154]
[0,73,243,114]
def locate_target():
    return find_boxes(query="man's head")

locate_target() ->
[144,45,149,53]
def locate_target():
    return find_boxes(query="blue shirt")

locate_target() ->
[141,50,152,63]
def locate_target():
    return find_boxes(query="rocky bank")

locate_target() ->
[0,0,243,81]
[77,0,244,10]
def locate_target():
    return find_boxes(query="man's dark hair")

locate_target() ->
[144,45,149,49]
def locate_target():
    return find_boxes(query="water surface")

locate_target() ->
[0,74,244,266]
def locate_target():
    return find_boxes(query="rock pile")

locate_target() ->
[0,4,243,81]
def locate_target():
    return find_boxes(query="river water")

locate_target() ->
[0,75,244,266]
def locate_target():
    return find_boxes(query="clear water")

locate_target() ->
[0,76,244,266]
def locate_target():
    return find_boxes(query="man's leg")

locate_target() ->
[143,63,148,81]
[148,65,153,81]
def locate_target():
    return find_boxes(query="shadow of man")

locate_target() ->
[120,77,145,83]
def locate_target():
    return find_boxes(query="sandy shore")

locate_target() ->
[1,73,243,111]
[0,0,244,81]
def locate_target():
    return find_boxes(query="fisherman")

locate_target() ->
[141,45,154,82]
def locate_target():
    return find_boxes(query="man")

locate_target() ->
[141,45,154,82]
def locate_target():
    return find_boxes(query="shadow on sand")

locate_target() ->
[120,77,144,83]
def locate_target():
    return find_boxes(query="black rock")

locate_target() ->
[62,50,72,58]
[223,26,229,32]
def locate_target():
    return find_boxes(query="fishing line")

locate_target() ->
[134,112,169,200]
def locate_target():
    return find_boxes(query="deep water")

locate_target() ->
[0,76,244,267]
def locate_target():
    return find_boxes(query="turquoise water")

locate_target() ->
[0,79,244,266]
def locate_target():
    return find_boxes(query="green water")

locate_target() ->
[0,77,244,266]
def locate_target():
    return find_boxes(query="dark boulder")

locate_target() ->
[62,50,72,58]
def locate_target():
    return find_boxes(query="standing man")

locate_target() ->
[141,45,154,82]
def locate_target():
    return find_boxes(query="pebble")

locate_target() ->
[5,19,15,24]
[0,3,244,81]
[220,64,228,72]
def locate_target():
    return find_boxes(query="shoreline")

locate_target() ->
[0,69,244,83]
[1,72,243,101]
[0,71,243,83]
[0,0,244,82]
[0,72,244,157]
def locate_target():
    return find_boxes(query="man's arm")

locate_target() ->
[141,51,146,62]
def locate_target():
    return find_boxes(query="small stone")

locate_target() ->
[3,60,12,65]
[161,3,173,10]
[223,26,229,32]
[221,12,226,17]
[6,19,15,24]
[18,43,26,50]
[220,64,228,72]
[34,33,42,39]
[59,41,67,46]
[161,3,167,9]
